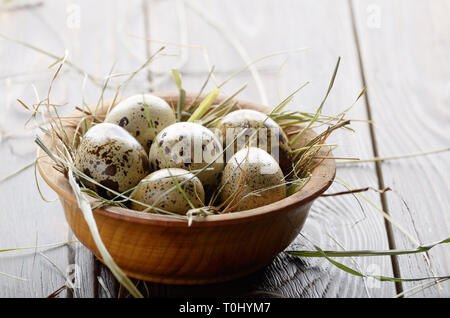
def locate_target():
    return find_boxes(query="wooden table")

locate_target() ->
[0,0,448,298]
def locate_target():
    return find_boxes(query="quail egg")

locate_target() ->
[74,122,150,197]
[104,94,176,152]
[131,168,205,214]
[215,109,292,174]
[220,147,286,211]
[149,122,224,191]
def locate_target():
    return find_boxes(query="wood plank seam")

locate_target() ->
[348,0,403,295]
[66,232,75,298]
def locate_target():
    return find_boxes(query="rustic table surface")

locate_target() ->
[0,0,448,298]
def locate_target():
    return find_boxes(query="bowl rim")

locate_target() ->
[37,92,336,227]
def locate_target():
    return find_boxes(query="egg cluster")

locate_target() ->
[74,94,291,215]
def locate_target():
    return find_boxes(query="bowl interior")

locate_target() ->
[37,92,336,226]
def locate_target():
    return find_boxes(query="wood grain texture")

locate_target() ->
[351,0,450,297]
[0,0,146,297]
[0,2,71,298]
[146,0,396,297]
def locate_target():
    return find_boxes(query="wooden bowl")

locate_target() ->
[37,93,335,285]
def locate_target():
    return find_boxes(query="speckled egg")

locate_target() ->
[149,122,224,191]
[131,168,205,214]
[74,123,150,198]
[104,94,176,152]
[220,147,286,211]
[216,109,292,174]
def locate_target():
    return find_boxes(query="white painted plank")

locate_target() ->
[352,0,450,297]
[0,0,147,297]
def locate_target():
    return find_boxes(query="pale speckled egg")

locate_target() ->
[216,109,292,174]
[74,122,150,198]
[220,147,286,211]
[131,168,205,214]
[149,122,224,192]
[104,94,176,152]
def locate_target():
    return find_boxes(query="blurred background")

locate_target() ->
[0,0,448,298]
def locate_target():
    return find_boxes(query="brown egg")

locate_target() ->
[148,122,224,192]
[104,94,176,152]
[215,109,292,174]
[220,147,286,211]
[131,168,205,215]
[74,123,150,198]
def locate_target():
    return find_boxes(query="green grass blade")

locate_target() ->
[171,69,186,121]
[0,241,78,253]
[336,176,420,246]
[287,237,450,257]
[337,147,450,164]
[186,66,216,110]
[67,168,144,298]
[297,235,450,284]
[290,57,341,147]
[0,161,35,184]
[171,69,182,89]
[0,271,27,281]
[187,88,220,122]
[218,48,309,89]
